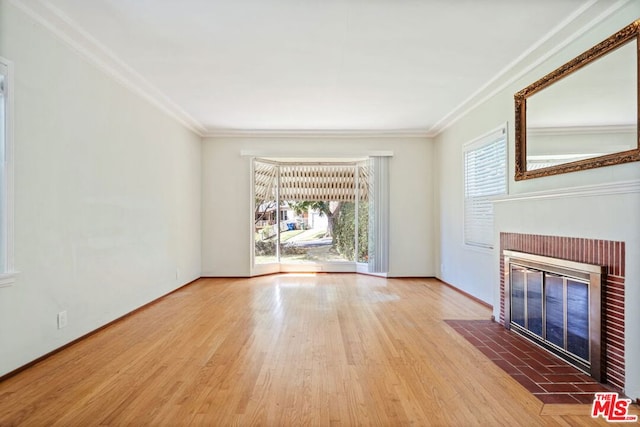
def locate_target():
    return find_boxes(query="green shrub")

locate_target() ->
[333,202,368,262]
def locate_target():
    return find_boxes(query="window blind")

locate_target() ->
[279,164,357,201]
[464,128,507,249]
[254,161,277,202]
[254,161,368,202]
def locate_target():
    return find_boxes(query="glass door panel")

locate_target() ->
[279,201,353,263]
[526,270,543,336]
[510,265,526,328]
[545,274,565,349]
[356,201,369,263]
[254,161,278,265]
[567,279,590,360]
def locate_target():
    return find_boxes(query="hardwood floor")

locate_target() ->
[0,274,623,426]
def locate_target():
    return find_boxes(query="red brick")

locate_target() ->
[604,305,624,320]
[543,374,590,383]
[539,383,580,393]
[535,393,580,404]
[573,393,598,404]
[606,317,625,331]
[607,277,625,287]
[512,374,546,393]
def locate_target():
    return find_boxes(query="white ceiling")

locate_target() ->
[22,0,607,135]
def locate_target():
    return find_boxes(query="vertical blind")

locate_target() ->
[464,128,507,249]
[0,63,8,274]
[367,156,389,273]
[0,58,8,276]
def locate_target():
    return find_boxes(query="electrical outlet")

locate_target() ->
[57,311,68,329]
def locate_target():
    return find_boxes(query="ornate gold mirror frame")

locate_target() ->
[515,20,640,180]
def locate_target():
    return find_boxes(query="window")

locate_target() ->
[463,126,507,249]
[253,160,366,265]
[252,157,389,274]
[0,57,15,286]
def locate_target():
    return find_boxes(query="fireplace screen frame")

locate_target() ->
[503,250,604,381]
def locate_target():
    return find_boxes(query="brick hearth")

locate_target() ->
[446,319,615,404]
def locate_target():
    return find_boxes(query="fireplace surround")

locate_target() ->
[500,233,626,391]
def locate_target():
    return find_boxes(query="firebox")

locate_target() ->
[503,250,604,381]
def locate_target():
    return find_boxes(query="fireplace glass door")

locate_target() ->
[510,264,591,366]
[545,274,565,349]
[510,266,543,336]
[504,250,602,380]
[567,279,589,360]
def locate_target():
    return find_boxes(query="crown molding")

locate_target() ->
[240,150,393,158]
[203,129,431,139]
[9,0,207,136]
[9,0,630,140]
[6,0,430,140]
[427,0,631,137]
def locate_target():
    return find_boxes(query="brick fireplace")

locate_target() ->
[499,232,626,391]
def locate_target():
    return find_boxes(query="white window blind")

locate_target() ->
[254,160,367,202]
[464,127,507,249]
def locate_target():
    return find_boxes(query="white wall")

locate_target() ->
[202,136,435,277]
[434,3,640,398]
[0,1,202,376]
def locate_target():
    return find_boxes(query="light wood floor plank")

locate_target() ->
[0,274,622,425]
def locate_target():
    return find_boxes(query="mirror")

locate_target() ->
[515,20,640,180]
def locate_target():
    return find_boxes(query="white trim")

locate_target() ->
[354,165,360,261]
[494,179,640,203]
[206,129,430,138]
[356,269,389,278]
[0,57,16,284]
[9,0,206,136]
[462,123,508,150]
[8,0,629,139]
[279,263,357,273]
[427,0,630,137]
[249,262,391,276]
[249,157,258,274]
[240,150,394,158]
[462,124,508,250]
[464,243,495,256]
[251,263,280,277]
